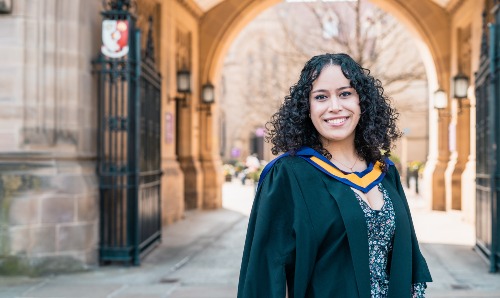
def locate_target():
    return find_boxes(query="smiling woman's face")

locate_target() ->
[309,64,361,149]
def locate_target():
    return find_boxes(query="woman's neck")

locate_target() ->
[322,138,365,172]
[322,138,357,160]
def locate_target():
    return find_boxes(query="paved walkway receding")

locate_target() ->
[0,180,499,298]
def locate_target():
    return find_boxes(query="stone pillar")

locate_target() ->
[157,1,185,225]
[177,101,203,210]
[178,156,203,209]
[172,13,204,211]
[433,110,450,211]
[200,110,222,209]
[0,0,102,274]
[449,24,473,212]
[161,156,185,224]
[462,96,476,224]
[201,157,223,209]
[451,100,471,210]
[445,104,457,211]
[400,136,408,185]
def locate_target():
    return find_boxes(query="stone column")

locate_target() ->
[201,156,223,209]
[451,100,471,210]
[159,110,188,221]
[433,110,450,211]
[199,109,222,209]
[177,101,203,210]
[161,97,185,223]
[157,1,185,225]
[172,16,204,211]
[462,96,476,224]
[449,24,473,212]
[444,104,457,211]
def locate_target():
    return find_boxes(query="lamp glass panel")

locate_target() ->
[202,84,215,104]
[454,75,469,99]
[434,90,447,109]
[177,71,191,93]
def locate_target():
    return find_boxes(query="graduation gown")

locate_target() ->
[237,156,432,298]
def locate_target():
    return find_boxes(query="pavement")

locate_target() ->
[0,180,499,298]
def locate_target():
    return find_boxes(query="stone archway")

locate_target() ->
[199,0,452,207]
[200,0,450,85]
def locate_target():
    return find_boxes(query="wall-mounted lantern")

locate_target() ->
[453,72,469,99]
[201,83,215,104]
[177,69,191,94]
[433,88,447,110]
[453,72,470,113]
[170,68,191,107]
[198,82,215,115]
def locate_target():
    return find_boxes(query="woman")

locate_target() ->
[237,53,432,298]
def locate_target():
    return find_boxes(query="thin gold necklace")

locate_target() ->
[331,155,359,172]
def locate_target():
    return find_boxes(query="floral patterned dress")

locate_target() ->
[353,184,426,298]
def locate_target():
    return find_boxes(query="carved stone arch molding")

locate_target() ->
[199,0,450,92]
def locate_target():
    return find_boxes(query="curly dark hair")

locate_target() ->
[266,53,402,171]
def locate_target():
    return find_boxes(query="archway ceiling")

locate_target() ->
[193,0,451,12]
[193,0,223,11]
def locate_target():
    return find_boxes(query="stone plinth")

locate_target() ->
[0,155,99,275]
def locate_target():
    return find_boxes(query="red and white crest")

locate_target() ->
[101,20,129,58]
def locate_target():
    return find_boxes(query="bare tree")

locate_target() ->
[270,0,427,112]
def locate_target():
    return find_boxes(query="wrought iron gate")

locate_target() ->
[94,3,162,265]
[475,2,499,272]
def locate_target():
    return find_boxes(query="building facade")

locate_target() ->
[0,0,497,273]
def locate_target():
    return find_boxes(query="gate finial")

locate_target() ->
[145,16,155,62]
[103,0,133,11]
[480,9,489,59]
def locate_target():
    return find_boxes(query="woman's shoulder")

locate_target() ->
[259,155,313,182]
[384,162,400,180]
[267,154,312,171]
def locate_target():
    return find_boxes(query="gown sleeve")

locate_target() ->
[237,159,313,298]
[390,166,433,284]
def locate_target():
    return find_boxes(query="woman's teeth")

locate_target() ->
[326,117,347,125]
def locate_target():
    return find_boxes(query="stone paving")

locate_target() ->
[0,180,499,297]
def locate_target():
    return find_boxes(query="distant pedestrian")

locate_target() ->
[238,53,432,297]
[245,154,260,172]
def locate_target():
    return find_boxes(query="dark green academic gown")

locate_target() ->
[237,156,432,298]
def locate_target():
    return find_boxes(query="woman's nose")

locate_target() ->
[328,97,342,111]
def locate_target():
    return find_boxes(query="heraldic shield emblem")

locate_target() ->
[101,20,129,58]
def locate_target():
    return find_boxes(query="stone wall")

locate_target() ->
[0,157,98,275]
[0,0,102,275]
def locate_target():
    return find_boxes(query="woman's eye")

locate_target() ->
[339,91,352,98]
[314,94,327,100]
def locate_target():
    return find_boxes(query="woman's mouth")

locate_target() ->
[325,117,348,125]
